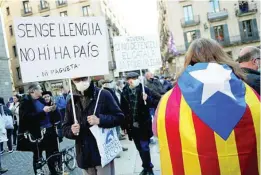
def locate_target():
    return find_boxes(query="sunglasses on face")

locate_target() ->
[72,77,88,83]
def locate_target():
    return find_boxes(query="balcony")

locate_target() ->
[214,38,231,47]
[229,35,242,45]
[175,45,186,54]
[235,3,258,17]
[38,1,50,13]
[230,35,259,45]
[215,35,260,47]
[56,0,67,8]
[21,7,32,17]
[180,15,200,28]
[241,34,260,43]
[207,9,228,22]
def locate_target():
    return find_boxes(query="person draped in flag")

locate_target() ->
[153,38,260,175]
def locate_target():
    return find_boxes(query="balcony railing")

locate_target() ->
[229,35,242,45]
[216,35,260,47]
[235,3,258,17]
[180,15,200,28]
[175,45,186,55]
[38,1,50,13]
[21,7,32,17]
[207,9,228,22]
[56,0,67,8]
[214,38,231,47]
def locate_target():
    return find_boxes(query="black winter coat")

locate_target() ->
[162,80,173,92]
[103,87,120,107]
[120,84,161,141]
[17,95,61,152]
[243,68,260,95]
[62,82,124,169]
[146,78,165,95]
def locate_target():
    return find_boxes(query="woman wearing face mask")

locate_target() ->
[62,76,124,175]
[9,95,20,146]
[120,72,161,175]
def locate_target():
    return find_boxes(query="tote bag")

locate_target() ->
[0,105,14,129]
[90,88,122,167]
[0,112,8,142]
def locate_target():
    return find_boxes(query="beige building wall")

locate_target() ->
[159,0,260,77]
[1,0,126,93]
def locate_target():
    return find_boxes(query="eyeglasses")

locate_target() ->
[72,77,88,83]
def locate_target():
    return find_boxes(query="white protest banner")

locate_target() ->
[113,35,162,72]
[13,17,110,83]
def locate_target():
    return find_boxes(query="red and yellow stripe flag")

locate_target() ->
[155,84,260,175]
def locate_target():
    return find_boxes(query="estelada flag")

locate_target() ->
[154,63,260,175]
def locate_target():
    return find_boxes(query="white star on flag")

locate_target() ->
[189,63,236,104]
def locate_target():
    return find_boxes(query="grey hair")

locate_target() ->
[28,83,41,94]
[116,80,123,86]
[238,47,260,63]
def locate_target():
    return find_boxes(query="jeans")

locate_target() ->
[59,109,66,123]
[13,124,18,145]
[0,129,13,151]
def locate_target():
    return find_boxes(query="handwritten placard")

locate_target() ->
[113,36,162,72]
[14,17,110,83]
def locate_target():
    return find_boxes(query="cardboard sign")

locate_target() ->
[113,36,162,72]
[13,17,110,83]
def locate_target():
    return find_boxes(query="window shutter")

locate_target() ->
[251,18,259,40]
[223,24,230,45]
[210,26,215,40]
[184,32,189,50]
[196,30,201,38]
[238,21,244,42]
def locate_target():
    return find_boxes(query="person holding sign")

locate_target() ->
[120,72,161,175]
[62,77,124,175]
[17,83,61,175]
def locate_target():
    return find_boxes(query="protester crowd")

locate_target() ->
[0,38,260,175]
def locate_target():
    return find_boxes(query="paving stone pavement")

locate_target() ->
[1,137,161,175]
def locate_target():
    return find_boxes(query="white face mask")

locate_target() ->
[108,82,115,89]
[130,79,140,88]
[74,80,90,93]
